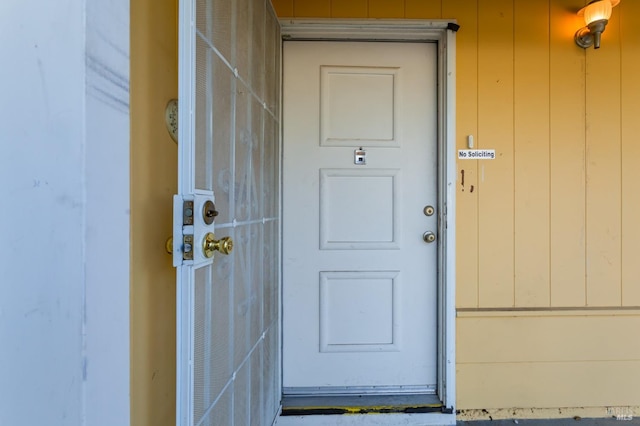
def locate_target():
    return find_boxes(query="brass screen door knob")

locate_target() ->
[203,233,234,258]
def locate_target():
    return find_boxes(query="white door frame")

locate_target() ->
[279,19,457,413]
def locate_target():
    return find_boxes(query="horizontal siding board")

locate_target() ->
[457,315,640,363]
[458,360,640,409]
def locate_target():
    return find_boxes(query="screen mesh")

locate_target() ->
[191,0,280,424]
[197,386,232,426]
[195,36,213,191]
[211,54,234,224]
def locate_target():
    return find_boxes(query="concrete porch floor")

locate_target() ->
[458,418,640,425]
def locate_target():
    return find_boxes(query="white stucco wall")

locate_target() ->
[0,1,130,424]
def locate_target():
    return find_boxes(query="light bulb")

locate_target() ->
[582,0,612,25]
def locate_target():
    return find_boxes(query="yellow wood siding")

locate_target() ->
[621,0,640,307]
[130,0,178,425]
[274,0,640,309]
[549,0,587,307]
[586,7,622,307]
[477,0,516,308]
[128,0,640,418]
[405,0,441,19]
[444,0,479,308]
[458,312,640,408]
[330,0,368,19]
[275,0,640,412]
[514,0,550,307]
[272,0,293,17]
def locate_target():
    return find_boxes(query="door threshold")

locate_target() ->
[281,393,442,416]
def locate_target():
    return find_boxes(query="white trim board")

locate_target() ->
[279,18,457,424]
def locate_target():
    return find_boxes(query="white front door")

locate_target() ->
[282,41,438,392]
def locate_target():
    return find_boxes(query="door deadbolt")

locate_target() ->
[202,200,219,225]
[423,231,436,244]
[423,205,435,216]
[203,233,233,258]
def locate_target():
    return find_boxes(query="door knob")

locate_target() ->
[203,233,233,257]
[423,231,436,243]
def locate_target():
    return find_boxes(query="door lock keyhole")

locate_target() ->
[203,200,219,225]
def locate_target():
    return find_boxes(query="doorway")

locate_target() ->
[282,40,438,392]
[278,20,457,421]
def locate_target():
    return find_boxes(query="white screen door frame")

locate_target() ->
[279,19,457,413]
[175,0,283,424]
[175,0,198,423]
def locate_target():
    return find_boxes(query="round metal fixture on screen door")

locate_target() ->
[202,200,218,225]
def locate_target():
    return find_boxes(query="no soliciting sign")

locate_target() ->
[458,149,495,160]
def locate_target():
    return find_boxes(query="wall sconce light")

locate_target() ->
[575,0,620,49]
